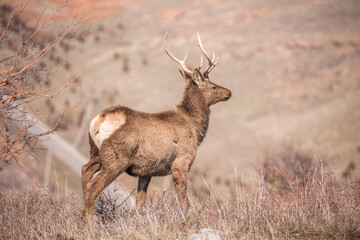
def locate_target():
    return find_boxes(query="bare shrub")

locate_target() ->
[141,52,148,66]
[342,160,356,180]
[95,192,118,223]
[261,143,322,191]
[122,54,130,72]
[113,52,121,59]
[0,3,83,166]
[94,189,127,224]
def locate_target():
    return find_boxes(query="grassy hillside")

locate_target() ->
[1,0,359,219]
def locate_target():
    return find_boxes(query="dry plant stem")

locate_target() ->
[2,166,359,240]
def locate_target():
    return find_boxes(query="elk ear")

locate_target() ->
[192,68,206,87]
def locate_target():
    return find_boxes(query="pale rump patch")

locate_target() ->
[89,111,126,148]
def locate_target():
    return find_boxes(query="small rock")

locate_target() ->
[187,228,222,240]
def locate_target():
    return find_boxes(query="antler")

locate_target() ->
[164,31,192,76]
[198,55,203,71]
[197,33,219,77]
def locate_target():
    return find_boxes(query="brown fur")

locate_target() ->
[82,64,231,219]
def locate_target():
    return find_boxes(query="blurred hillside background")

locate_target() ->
[1,0,359,199]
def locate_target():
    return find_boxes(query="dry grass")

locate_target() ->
[1,163,359,240]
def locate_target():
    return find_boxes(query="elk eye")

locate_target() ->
[212,86,217,90]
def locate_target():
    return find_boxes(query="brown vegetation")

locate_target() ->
[1,162,359,239]
[262,143,322,190]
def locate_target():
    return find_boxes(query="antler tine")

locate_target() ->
[211,51,216,62]
[164,31,192,75]
[197,33,212,64]
[198,55,203,70]
[197,33,218,76]
[207,56,219,73]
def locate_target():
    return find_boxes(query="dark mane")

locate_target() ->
[179,82,210,145]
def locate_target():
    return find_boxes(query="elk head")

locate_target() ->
[164,32,231,107]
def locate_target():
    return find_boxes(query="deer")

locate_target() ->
[81,31,232,219]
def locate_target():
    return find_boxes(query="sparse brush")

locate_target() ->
[261,143,325,191]
[1,163,359,239]
[237,163,360,239]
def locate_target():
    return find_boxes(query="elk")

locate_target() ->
[81,31,232,219]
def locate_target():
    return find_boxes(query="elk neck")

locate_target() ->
[178,82,210,145]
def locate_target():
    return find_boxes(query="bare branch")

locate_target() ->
[0,3,82,165]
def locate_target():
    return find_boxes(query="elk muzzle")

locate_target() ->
[222,90,232,101]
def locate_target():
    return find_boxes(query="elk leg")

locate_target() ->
[81,155,101,195]
[84,166,124,219]
[135,176,151,213]
[171,168,189,209]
